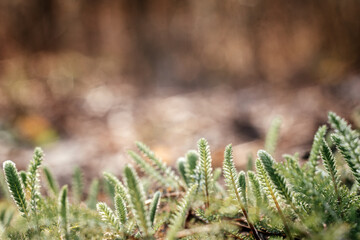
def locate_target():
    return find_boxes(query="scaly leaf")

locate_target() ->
[124,165,151,236]
[198,138,214,208]
[3,160,28,218]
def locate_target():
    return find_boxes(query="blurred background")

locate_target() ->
[0,0,359,183]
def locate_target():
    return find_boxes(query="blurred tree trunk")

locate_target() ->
[10,0,59,52]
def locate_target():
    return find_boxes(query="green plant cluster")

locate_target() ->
[1,112,360,239]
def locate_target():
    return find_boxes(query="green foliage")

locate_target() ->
[256,157,293,239]
[72,167,84,203]
[223,144,261,240]
[103,171,128,204]
[166,184,197,240]
[19,171,27,190]
[332,134,360,185]
[0,171,10,200]
[59,185,69,240]
[258,150,293,208]
[3,162,103,239]
[329,111,360,186]
[1,111,360,240]
[86,178,99,210]
[223,144,243,204]
[0,204,14,232]
[3,161,28,218]
[198,138,214,208]
[43,166,59,196]
[320,138,341,202]
[308,125,328,176]
[136,141,180,188]
[128,150,170,188]
[124,165,151,237]
[177,157,187,185]
[248,171,262,213]
[247,153,254,171]
[115,193,127,225]
[328,112,360,165]
[185,150,199,183]
[265,117,281,155]
[237,171,247,209]
[27,147,44,232]
[149,191,161,226]
[97,202,120,231]
[213,168,222,182]
[178,150,200,188]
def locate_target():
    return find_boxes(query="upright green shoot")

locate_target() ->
[166,184,197,240]
[72,167,84,203]
[86,178,99,210]
[329,112,360,186]
[27,147,44,235]
[43,166,59,197]
[307,125,327,177]
[114,194,127,225]
[223,144,261,240]
[332,134,360,185]
[248,171,262,216]
[136,142,180,188]
[198,138,214,208]
[265,117,281,155]
[177,158,188,186]
[149,191,161,226]
[238,171,248,209]
[0,171,10,200]
[258,151,294,210]
[3,161,28,218]
[328,112,360,165]
[320,139,341,204]
[256,158,293,240]
[128,150,170,188]
[185,150,199,186]
[124,165,151,237]
[59,185,69,240]
[103,172,128,204]
[97,202,120,231]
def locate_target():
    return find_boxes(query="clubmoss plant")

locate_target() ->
[136,142,181,188]
[115,193,128,225]
[149,191,161,226]
[3,161,28,218]
[59,185,69,240]
[185,150,199,185]
[248,170,262,216]
[198,138,214,208]
[19,171,28,190]
[72,167,84,204]
[103,171,128,204]
[223,144,261,240]
[86,178,99,210]
[166,184,198,240]
[128,150,170,188]
[1,111,360,240]
[320,138,341,204]
[97,202,120,230]
[265,117,282,155]
[43,166,59,197]
[307,125,328,177]
[124,165,151,237]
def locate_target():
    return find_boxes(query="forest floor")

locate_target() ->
[0,78,359,186]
